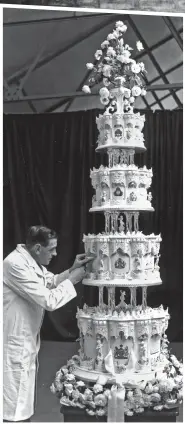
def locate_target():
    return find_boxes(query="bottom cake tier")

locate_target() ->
[76,304,170,379]
[73,360,168,385]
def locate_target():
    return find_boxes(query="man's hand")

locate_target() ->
[69,253,93,272]
[69,267,86,285]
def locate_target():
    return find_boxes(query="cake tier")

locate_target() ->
[76,305,169,380]
[96,111,146,152]
[73,362,168,386]
[90,165,153,212]
[83,232,161,286]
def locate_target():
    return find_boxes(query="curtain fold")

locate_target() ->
[3,109,183,341]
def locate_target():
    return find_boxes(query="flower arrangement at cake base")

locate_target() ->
[51,354,183,419]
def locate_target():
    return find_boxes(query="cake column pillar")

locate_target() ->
[99,286,104,308]
[142,287,147,310]
[133,212,139,233]
[108,287,115,310]
[105,212,111,234]
[130,287,137,308]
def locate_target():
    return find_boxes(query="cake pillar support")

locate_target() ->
[105,212,111,234]
[108,287,115,309]
[99,286,104,307]
[130,287,137,307]
[125,212,133,232]
[142,287,147,309]
[110,212,119,233]
[133,212,139,232]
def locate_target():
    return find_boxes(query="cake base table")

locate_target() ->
[61,406,179,422]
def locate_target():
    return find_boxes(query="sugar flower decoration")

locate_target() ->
[136,41,144,51]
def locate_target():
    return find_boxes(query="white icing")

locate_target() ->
[83,232,161,284]
[75,87,170,384]
[96,111,146,152]
[90,165,153,211]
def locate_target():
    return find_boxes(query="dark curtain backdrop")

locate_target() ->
[3,109,183,342]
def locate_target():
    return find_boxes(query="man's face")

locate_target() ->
[36,238,58,266]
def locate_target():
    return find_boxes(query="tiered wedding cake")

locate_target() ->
[51,21,183,419]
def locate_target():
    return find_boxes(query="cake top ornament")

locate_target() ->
[82,21,147,112]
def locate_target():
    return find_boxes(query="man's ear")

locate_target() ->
[34,243,42,255]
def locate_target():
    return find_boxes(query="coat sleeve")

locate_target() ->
[44,269,70,289]
[3,261,77,311]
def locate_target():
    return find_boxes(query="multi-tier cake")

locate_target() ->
[51,21,183,420]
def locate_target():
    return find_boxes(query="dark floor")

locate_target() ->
[32,341,183,422]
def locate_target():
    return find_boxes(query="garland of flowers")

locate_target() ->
[82,21,147,111]
[51,353,183,418]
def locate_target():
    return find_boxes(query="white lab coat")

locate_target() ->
[3,244,77,421]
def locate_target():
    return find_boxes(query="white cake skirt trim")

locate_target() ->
[83,278,162,287]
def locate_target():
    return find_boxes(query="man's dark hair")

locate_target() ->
[26,226,57,247]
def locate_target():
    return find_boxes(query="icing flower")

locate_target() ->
[115,20,124,27]
[55,381,64,391]
[96,408,106,416]
[95,50,102,60]
[158,379,174,393]
[151,393,161,402]
[60,395,71,405]
[107,33,116,41]
[93,383,103,393]
[136,41,144,51]
[177,389,183,400]
[170,355,181,368]
[131,63,141,74]
[135,407,144,414]
[71,389,80,400]
[86,409,95,416]
[86,63,94,70]
[99,87,110,98]
[100,97,110,105]
[79,393,86,404]
[127,390,134,399]
[103,78,110,87]
[65,373,75,382]
[174,375,183,386]
[107,47,116,57]
[153,404,163,411]
[115,76,126,85]
[116,21,127,32]
[117,50,131,63]
[76,380,86,388]
[82,85,91,94]
[141,88,147,96]
[153,385,160,393]
[101,40,109,49]
[178,365,183,375]
[144,383,153,394]
[102,65,112,78]
[64,383,73,396]
[94,393,107,407]
[84,388,93,401]
[139,62,145,71]
[61,366,68,374]
[50,383,57,394]
[125,410,134,416]
[132,86,142,97]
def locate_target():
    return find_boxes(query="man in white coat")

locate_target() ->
[3,225,89,422]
